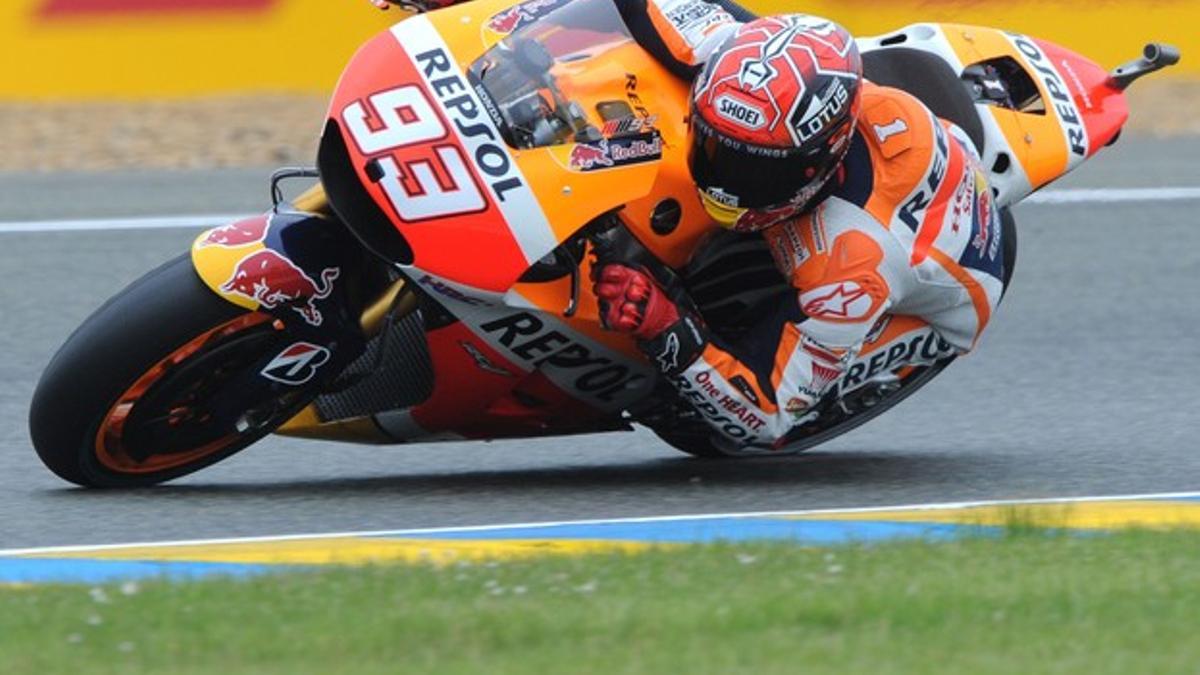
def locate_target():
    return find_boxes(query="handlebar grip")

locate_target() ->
[586,219,698,315]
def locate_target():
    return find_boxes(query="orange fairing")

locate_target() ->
[327,0,714,294]
[327,25,541,293]
[939,26,1066,189]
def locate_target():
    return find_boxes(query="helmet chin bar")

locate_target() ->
[698,189,748,229]
[699,146,844,234]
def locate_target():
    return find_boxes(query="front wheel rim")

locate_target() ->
[93,312,283,475]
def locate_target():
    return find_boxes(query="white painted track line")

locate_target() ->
[1,187,1199,234]
[1,490,1197,558]
[1024,187,1200,204]
[0,213,248,234]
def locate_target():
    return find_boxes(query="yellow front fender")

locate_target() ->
[190,214,269,311]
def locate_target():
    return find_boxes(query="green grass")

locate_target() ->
[3,529,1200,674]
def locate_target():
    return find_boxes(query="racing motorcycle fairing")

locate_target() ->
[33,0,1184,487]
[859,23,1130,208]
[205,6,1177,447]
[320,0,715,296]
[372,237,658,441]
[384,310,649,440]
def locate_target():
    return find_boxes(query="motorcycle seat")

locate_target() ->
[862,47,987,155]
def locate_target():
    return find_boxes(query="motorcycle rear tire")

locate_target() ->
[29,254,311,488]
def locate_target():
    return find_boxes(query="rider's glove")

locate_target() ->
[594,264,679,340]
[592,264,707,376]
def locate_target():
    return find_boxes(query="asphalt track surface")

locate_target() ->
[1,137,1197,549]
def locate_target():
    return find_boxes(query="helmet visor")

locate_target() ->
[687,115,836,209]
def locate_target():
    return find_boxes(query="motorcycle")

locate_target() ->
[29,0,1179,487]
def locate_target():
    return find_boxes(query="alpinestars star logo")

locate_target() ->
[803,282,871,320]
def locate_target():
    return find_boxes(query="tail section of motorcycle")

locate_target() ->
[858,23,1178,208]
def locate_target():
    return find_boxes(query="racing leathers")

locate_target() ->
[605,87,1007,448]
[588,0,1009,449]
[671,100,1005,448]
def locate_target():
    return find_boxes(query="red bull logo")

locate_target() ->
[971,172,999,261]
[487,6,523,34]
[732,201,799,232]
[485,0,567,35]
[221,249,340,326]
[567,140,613,171]
[198,214,271,248]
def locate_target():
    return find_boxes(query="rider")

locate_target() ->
[374,0,1010,450]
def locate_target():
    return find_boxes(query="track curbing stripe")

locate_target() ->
[4,490,1199,559]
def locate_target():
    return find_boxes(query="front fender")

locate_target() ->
[191,210,362,334]
[190,209,376,396]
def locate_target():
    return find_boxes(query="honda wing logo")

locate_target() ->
[459,340,513,377]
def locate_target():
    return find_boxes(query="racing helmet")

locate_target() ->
[688,15,863,232]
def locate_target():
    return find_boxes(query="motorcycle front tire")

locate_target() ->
[29,254,313,488]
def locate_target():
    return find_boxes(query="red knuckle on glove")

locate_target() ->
[600,266,629,283]
[595,282,621,301]
[592,263,682,339]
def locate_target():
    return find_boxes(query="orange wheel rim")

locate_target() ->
[94,312,273,474]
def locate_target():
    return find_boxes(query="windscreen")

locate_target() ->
[470,0,635,149]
